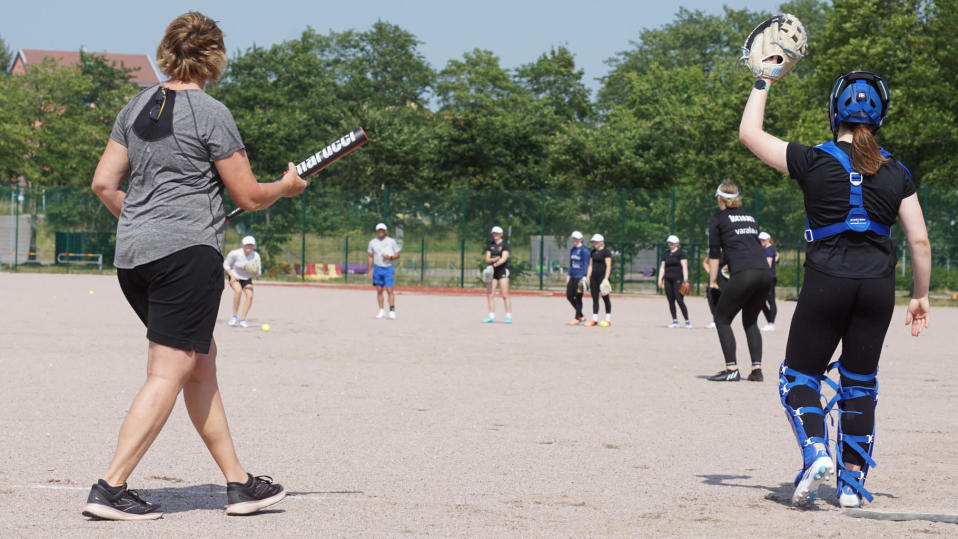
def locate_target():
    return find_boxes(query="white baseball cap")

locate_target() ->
[591,233,604,242]
[666,234,680,244]
[491,226,504,234]
[571,230,583,239]
[375,222,387,231]
[241,236,256,246]
[758,231,771,240]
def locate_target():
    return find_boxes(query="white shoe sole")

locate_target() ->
[82,503,163,521]
[792,456,835,506]
[225,490,286,515]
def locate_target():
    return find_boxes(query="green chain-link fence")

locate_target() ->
[4,184,958,297]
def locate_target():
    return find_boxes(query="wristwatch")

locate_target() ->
[754,79,767,91]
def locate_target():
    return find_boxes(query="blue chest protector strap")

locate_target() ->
[803,141,895,242]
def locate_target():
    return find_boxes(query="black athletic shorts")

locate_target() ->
[237,278,253,288]
[493,266,510,280]
[117,245,224,354]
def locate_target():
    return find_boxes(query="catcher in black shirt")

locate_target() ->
[740,70,930,508]
[706,180,772,383]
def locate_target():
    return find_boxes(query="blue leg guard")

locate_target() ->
[826,361,878,506]
[779,361,836,505]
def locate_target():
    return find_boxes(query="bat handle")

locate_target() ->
[225,172,286,222]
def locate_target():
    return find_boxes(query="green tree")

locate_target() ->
[515,46,592,123]
[0,35,12,76]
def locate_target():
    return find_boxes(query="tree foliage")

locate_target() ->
[2,2,958,254]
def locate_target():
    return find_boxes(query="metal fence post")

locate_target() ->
[620,188,626,293]
[670,186,676,234]
[539,189,545,291]
[13,186,19,272]
[459,189,466,288]
[344,236,349,283]
[301,188,306,281]
[420,237,425,282]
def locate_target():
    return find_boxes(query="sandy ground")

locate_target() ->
[0,273,955,537]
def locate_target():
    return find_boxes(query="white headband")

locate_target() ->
[715,187,740,199]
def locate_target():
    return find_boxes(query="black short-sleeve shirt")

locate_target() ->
[663,248,686,280]
[487,240,510,270]
[786,141,915,278]
[708,208,769,275]
[590,248,612,278]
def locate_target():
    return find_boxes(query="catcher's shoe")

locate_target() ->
[792,448,834,506]
[838,483,862,508]
[583,320,598,327]
[707,369,740,382]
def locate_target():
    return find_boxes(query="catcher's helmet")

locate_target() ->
[829,71,889,138]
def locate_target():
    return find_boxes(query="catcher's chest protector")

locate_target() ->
[802,141,907,242]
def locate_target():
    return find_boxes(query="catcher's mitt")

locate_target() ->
[244,259,261,276]
[679,281,691,296]
[578,277,590,294]
[482,265,494,283]
[599,278,612,297]
[740,13,807,81]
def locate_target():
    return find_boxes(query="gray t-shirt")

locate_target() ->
[110,85,244,268]
[367,237,401,267]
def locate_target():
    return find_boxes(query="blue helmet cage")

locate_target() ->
[828,71,890,138]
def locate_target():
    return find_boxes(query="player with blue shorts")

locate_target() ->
[367,223,401,319]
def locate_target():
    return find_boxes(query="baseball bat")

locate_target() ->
[225,127,368,221]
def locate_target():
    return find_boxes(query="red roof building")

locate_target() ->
[10,49,161,87]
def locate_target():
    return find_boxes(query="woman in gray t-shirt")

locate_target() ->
[86,11,306,521]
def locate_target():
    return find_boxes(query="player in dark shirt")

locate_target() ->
[740,70,930,508]
[758,232,780,331]
[482,226,512,323]
[657,235,690,328]
[584,234,613,327]
[706,180,772,383]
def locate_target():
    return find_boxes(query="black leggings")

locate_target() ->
[762,277,778,323]
[783,267,894,466]
[714,268,772,368]
[566,278,584,318]
[590,275,611,314]
[664,278,689,320]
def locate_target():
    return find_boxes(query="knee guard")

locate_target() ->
[826,361,878,504]
[778,362,833,482]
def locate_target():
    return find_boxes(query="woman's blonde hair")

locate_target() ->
[717,179,742,209]
[156,12,227,84]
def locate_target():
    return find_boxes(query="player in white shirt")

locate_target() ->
[224,236,262,328]
[367,223,401,319]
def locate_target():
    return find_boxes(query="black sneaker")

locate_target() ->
[226,474,286,515]
[82,479,163,520]
[707,369,741,382]
[748,368,764,382]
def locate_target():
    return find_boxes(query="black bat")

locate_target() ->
[225,127,369,221]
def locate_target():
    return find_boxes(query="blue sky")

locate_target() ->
[3,0,783,95]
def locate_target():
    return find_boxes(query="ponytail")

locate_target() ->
[848,123,889,176]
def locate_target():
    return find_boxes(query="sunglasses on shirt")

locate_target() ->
[149,87,167,122]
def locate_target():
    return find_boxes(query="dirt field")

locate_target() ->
[0,273,955,537]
